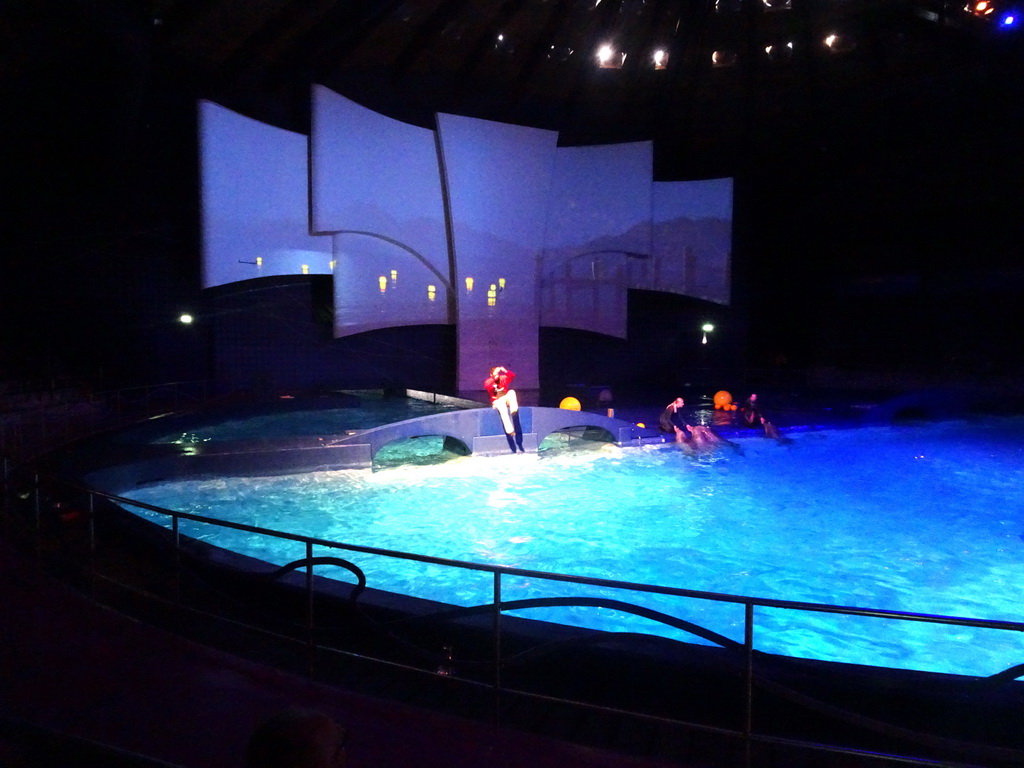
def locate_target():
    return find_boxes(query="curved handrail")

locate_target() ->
[43,483,1024,637]
[392,595,742,651]
[260,556,367,602]
[10,474,1024,766]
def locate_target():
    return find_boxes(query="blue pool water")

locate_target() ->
[120,415,1024,677]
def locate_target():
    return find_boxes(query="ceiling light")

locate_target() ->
[653,49,669,69]
[597,44,624,68]
[711,50,737,67]
[823,32,856,53]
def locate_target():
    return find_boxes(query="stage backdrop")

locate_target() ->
[199,87,733,393]
[198,101,331,288]
[310,86,452,337]
[436,113,558,392]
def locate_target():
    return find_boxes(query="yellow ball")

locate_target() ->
[713,390,733,409]
[559,396,582,411]
[636,422,645,428]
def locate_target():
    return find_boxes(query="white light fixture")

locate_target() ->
[597,43,625,68]
[701,323,714,345]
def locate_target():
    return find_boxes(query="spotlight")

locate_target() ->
[712,50,737,67]
[701,322,714,345]
[968,0,995,16]
[597,43,624,68]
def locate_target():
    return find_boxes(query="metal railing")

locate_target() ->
[6,472,1024,768]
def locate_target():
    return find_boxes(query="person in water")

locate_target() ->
[484,365,524,452]
[742,393,763,427]
[659,397,692,443]
[742,392,782,439]
[661,396,740,452]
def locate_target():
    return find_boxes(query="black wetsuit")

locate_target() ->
[659,406,691,439]
[742,399,762,427]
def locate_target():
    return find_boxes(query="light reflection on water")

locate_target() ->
[120,416,1024,676]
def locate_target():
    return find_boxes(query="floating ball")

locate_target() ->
[713,390,733,410]
[636,422,645,428]
[559,396,582,411]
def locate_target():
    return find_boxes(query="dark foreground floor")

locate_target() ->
[0,535,704,768]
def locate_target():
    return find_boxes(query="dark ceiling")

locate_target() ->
[4,0,1021,183]
[138,0,1024,175]
[164,1,1024,173]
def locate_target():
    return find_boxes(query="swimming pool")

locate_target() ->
[118,414,1024,677]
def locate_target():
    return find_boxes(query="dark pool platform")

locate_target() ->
[70,405,667,488]
[328,405,664,461]
[69,382,994,488]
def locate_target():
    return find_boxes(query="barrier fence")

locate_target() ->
[4,470,1024,768]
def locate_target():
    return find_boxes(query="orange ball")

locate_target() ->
[713,390,733,409]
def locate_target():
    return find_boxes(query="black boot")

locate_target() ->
[511,411,525,452]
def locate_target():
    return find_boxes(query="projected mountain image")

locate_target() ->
[540,215,731,334]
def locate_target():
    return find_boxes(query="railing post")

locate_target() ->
[87,492,96,600]
[306,540,315,676]
[32,473,42,561]
[33,473,41,532]
[493,570,502,726]
[744,601,754,768]
[1,456,9,521]
[172,514,181,611]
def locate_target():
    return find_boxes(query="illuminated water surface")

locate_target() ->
[122,415,1024,676]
